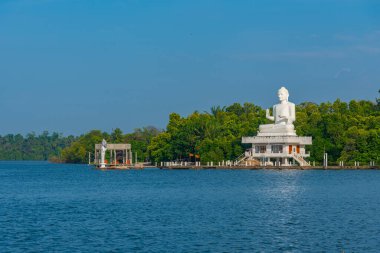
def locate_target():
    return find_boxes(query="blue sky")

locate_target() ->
[0,0,379,135]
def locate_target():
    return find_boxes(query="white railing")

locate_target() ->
[242,136,312,145]
[250,153,292,158]
[250,152,310,158]
[235,153,247,164]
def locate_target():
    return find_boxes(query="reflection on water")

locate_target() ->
[1,162,380,252]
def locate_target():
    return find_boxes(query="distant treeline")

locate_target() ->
[1,91,379,165]
[0,127,162,163]
[0,132,76,161]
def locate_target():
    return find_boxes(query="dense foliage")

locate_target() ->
[148,103,266,163]
[295,99,380,164]
[0,131,76,161]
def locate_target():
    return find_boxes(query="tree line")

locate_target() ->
[0,131,76,161]
[1,92,379,165]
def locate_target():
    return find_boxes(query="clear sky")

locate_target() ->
[0,0,379,135]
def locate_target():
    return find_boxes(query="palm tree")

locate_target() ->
[210,106,226,117]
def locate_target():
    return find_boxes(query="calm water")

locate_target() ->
[1,162,380,252]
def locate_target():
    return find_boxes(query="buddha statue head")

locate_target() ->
[278,87,289,103]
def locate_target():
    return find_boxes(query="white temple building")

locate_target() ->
[241,87,312,166]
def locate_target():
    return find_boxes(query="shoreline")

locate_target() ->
[158,165,380,170]
[91,164,380,170]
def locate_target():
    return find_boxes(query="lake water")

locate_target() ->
[1,161,380,252]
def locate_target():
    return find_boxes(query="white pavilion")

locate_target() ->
[241,87,312,166]
[94,140,132,168]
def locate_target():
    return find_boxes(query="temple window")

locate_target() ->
[271,145,283,153]
[255,146,266,153]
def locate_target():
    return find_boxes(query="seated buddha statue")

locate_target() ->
[258,87,297,136]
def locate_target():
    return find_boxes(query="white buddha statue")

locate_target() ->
[258,87,296,136]
[100,139,107,168]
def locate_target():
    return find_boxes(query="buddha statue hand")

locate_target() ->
[266,109,274,121]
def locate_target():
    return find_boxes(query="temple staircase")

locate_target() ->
[235,152,260,166]
[292,153,311,166]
